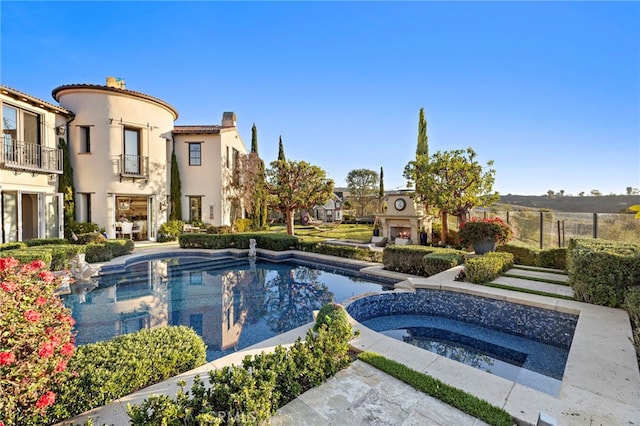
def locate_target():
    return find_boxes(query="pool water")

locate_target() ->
[347,289,577,397]
[362,314,569,396]
[62,257,388,361]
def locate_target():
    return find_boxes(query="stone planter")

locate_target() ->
[472,239,496,255]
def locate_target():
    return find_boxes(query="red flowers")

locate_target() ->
[55,359,68,373]
[60,342,75,357]
[24,310,42,323]
[38,342,55,359]
[48,334,62,346]
[0,257,19,271]
[0,256,76,420]
[0,281,17,293]
[0,351,16,366]
[38,271,55,283]
[35,391,56,409]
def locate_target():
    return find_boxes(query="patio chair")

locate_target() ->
[120,222,133,239]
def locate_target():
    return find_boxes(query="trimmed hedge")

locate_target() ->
[127,307,353,425]
[423,250,466,276]
[567,238,640,307]
[0,248,53,269]
[72,232,107,245]
[23,238,68,247]
[383,245,466,276]
[179,232,298,251]
[297,241,382,263]
[624,288,640,363]
[46,326,207,424]
[496,244,567,270]
[464,252,514,284]
[0,242,26,251]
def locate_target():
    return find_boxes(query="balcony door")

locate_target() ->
[124,128,140,174]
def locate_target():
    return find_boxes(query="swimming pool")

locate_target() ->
[62,256,390,361]
[346,290,578,396]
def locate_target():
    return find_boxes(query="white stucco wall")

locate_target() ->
[55,86,176,238]
[173,127,247,227]
[0,94,63,191]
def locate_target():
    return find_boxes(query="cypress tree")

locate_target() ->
[251,123,258,153]
[170,144,182,221]
[250,124,268,229]
[57,137,75,238]
[417,107,428,157]
[378,166,385,213]
[277,136,286,161]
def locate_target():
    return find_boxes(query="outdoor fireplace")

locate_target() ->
[376,192,431,244]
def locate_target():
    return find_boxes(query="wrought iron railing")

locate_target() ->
[0,138,63,174]
[119,154,149,179]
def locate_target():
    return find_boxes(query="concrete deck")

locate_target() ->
[59,245,639,425]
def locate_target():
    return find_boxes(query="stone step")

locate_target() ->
[505,267,568,284]
[491,275,574,298]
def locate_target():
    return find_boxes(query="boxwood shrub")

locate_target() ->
[567,238,640,307]
[624,288,640,363]
[0,242,26,251]
[297,241,382,263]
[423,250,466,276]
[45,326,206,424]
[496,244,567,270]
[24,238,68,247]
[0,248,53,269]
[179,233,298,251]
[384,245,466,276]
[464,252,514,284]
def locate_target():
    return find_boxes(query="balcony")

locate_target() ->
[119,154,149,181]
[0,139,63,174]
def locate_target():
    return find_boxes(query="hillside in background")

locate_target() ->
[497,194,640,213]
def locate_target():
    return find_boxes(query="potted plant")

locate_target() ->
[372,221,381,237]
[458,217,513,254]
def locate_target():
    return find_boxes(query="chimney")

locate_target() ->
[222,112,237,127]
[106,76,126,89]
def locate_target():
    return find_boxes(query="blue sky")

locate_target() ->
[1,1,638,196]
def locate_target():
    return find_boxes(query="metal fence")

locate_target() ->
[465,208,640,249]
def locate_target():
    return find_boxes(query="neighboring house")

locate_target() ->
[172,112,248,226]
[0,85,70,243]
[312,192,343,222]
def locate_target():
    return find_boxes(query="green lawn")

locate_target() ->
[269,223,374,243]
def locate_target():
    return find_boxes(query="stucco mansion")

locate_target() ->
[0,77,247,242]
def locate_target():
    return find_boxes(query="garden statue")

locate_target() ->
[249,239,257,257]
[69,253,99,281]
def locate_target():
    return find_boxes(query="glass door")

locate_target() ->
[45,194,62,238]
[2,191,18,242]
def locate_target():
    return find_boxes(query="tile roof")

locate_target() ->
[1,85,71,115]
[51,84,178,119]
[172,125,235,134]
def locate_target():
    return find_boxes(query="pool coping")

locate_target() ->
[86,247,640,425]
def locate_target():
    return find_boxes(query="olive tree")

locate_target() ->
[407,147,498,243]
[346,168,379,217]
[266,159,334,235]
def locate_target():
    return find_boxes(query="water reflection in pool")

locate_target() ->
[63,257,388,361]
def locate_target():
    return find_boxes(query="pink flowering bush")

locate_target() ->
[0,257,76,425]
